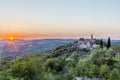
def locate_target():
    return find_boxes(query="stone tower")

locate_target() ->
[90,34,93,48]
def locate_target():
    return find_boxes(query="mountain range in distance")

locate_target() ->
[0,38,120,58]
[0,39,75,57]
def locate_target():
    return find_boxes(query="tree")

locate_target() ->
[107,68,120,80]
[10,58,36,80]
[100,39,103,48]
[107,37,111,49]
[99,64,109,78]
[44,58,64,74]
[79,37,85,41]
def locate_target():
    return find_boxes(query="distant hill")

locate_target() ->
[1,38,120,58]
[0,39,75,58]
[111,40,120,45]
[103,39,120,45]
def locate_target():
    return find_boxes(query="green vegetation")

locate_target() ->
[0,39,120,80]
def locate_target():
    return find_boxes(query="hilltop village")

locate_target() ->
[74,34,98,50]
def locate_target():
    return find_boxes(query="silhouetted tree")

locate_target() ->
[79,38,84,41]
[107,37,111,49]
[100,39,103,48]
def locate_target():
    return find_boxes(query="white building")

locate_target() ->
[77,35,98,50]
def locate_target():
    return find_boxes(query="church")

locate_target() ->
[76,35,98,50]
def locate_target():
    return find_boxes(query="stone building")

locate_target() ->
[76,35,98,50]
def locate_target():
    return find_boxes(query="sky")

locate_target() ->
[0,0,120,39]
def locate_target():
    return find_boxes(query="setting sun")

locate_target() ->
[8,36,15,41]
[9,37,14,40]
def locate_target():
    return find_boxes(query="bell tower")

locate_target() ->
[91,34,93,41]
[90,34,93,48]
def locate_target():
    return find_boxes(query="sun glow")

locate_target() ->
[4,35,18,52]
[9,36,14,41]
[7,35,16,41]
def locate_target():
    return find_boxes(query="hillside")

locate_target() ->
[0,39,75,58]
[51,38,100,58]
[0,38,120,80]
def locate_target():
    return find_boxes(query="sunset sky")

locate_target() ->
[0,0,120,39]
